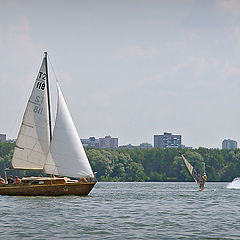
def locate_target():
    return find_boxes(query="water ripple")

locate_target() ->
[0,182,239,239]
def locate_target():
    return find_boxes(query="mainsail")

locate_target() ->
[12,53,94,179]
[182,155,203,188]
[44,83,94,178]
[12,56,50,170]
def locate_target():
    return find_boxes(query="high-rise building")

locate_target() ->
[154,132,182,148]
[0,134,6,143]
[81,137,99,148]
[222,139,237,149]
[81,136,118,149]
[99,136,118,149]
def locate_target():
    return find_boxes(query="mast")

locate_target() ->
[44,52,52,141]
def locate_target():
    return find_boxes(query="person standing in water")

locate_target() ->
[200,173,207,191]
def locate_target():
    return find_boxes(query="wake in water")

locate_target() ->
[227,177,240,189]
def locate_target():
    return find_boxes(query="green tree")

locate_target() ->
[125,162,148,182]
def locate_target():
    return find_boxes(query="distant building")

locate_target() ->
[6,139,16,143]
[119,142,153,149]
[99,136,118,149]
[154,132,182,148]
[81,139,89,148]
[139,143,153,149]
[81,137,99,148]
[0,134,6,143]
[222,139,237,149]
[119,144,137,149]
[88,137,99,148]
[81,135,118,149]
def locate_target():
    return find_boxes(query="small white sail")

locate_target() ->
[182,155,203,187]
[44,83,94,178]
[12,57,50,169]
[182,155,194,175]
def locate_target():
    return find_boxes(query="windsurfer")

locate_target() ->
[200,173,207,191]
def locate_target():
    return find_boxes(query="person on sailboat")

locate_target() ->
[0,176,5,184]
[79,177,87,183]
[7,175,14,184]
[14,176,21,183]
[200,173,207,190]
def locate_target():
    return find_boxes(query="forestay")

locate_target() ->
[44,83,94,178]
[12,57,50,169]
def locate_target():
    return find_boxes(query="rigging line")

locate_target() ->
[9,53,47,140]
[9,80,34,140]
[47,55,59,124]
[48,55,59,84]
[44,52,52,142]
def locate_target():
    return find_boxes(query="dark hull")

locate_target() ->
[0,182,96,196]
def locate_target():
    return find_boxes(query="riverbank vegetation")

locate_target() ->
[0,142,239,181]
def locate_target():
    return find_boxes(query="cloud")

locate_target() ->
[222,61,240,79]
[113,46,158,58]
[233,27,240,52]
[217,0,240,17]
[5,16,38,60]
[0,14,40,91]
[0,24,2,45]
[169,62,189,74]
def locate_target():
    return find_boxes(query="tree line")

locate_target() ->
[0,142,239,182]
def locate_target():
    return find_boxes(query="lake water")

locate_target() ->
[0,181,240,239]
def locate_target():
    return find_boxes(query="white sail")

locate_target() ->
[12,57,50,169]
[182,155,203,187]
[182,155,194,175]
[44,83,94,178]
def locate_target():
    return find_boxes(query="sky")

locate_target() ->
[1,0,240,148]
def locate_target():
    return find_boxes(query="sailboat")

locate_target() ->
[0,52,96,196]
[181,155,205,190]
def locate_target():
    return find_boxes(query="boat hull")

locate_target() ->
[0,182,96,196]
